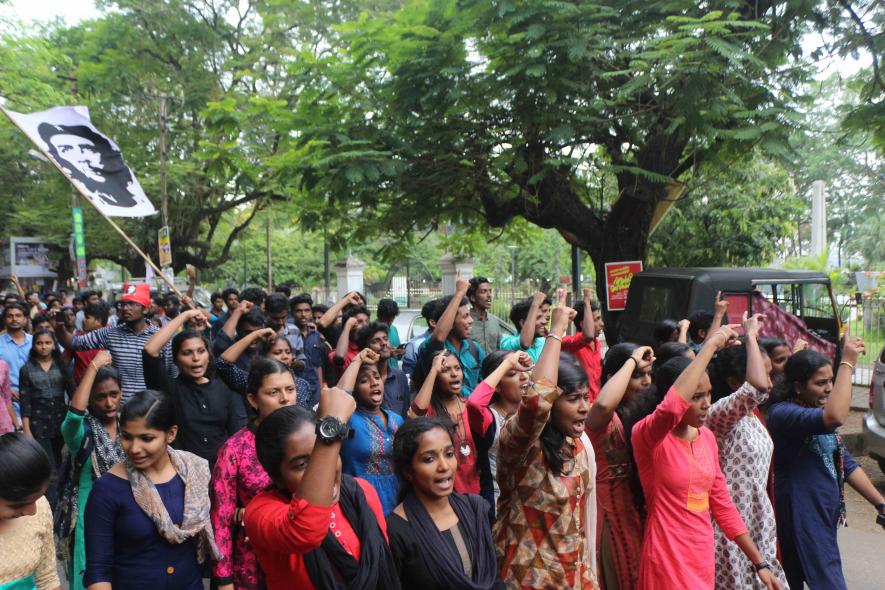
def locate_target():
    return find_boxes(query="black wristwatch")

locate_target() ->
[753,560,771,573]
[316,416,352,444]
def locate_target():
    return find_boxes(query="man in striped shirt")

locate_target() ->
[55,283,172,402]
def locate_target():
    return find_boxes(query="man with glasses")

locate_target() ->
[55,283,172,403]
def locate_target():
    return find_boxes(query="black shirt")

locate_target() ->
[386,512,506,590]
[143,351,246,468]
[211,330,253,372]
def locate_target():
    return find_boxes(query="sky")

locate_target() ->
[0,0,871,78]
[1,0,101,26]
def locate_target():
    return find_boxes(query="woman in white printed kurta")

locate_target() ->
[705,381,789,589]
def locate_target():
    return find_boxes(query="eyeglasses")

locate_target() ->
[120,301,143,308]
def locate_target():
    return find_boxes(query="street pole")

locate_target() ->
[571,244,581,302]
[159,95,169,229]
[323,229,331,302]
[242,242,247,288]
[266,216,273,291]
[405,259,411,309]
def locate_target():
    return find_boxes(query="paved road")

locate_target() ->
[840,527,885,589]
[842,454,885,589]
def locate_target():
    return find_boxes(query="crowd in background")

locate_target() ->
[1,272,884,590]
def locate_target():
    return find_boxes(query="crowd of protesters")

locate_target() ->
[1,272,884,590]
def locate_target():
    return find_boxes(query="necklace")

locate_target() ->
[448,397,472,458]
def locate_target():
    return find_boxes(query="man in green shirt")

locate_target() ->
[500,292,551,362]
[467,277,501,354]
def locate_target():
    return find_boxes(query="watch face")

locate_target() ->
[320,418,340,439]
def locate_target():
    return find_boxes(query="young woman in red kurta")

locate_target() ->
[244,388,400,590]
[409,351,481,494]
[585,343,654,590]
[631,326,782,590]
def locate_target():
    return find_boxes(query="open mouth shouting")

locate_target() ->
[433,474,454,492]
[369,387,384,406]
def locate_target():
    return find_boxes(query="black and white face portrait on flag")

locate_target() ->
[3,106,157,218]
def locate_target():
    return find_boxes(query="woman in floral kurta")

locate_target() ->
[705,316,788,589]
[494,308,597,590]
[209,359,298,589]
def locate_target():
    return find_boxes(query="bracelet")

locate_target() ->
[839,361,855,371]
[531,379,562,404]
[753,560,771,573]
[547,334,562,343]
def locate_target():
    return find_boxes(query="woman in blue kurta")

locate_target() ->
[84,389,220,590]
[55,353,124,590]
[766,340,885,590]
[337,347,403,514]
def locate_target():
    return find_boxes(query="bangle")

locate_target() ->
[531,379,562,404]
[839,361,855,371]
[547,334,562,343]
[753,560,771,573]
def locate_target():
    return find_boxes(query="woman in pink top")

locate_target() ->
[0,360,18,434]
[631,326,782,590]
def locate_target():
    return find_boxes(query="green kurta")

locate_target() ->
[60,410,94,590]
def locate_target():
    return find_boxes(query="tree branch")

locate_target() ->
[837,0,884,93]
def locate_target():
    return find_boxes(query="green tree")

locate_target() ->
[259,0,850,337]
[647,156,801,267]
[816,1,884,150]
[787,73,884,267]
[0,1,311,277]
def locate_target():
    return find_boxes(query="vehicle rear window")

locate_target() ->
[639,285,676,323]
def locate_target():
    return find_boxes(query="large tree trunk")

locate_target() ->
[592,175,659,345]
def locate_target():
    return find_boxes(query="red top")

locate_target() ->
[561,335,602,402]
[466,381,496,436]
[65,330,100,382]
[426,402,481,494]
[329,342,360,369]
[632,388,748,589]
[244,478,387,590]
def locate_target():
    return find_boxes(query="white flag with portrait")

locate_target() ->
[2,105,157,217]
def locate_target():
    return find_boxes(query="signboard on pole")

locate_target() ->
[0,237,57,280]
[158,226,172,268]
[72,208,88,288]
[604,261,643,311]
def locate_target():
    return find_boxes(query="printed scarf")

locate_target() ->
[791,397,848,526]
[126,448,222,563]
[54,414,124,561]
